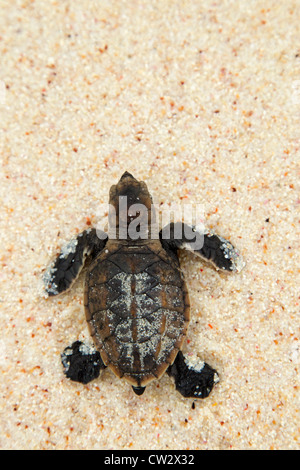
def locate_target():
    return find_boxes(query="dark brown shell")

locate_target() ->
[84,239,190,387]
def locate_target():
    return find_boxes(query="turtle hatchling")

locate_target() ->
[44,172,244,398]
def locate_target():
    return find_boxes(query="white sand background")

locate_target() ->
[0,0,299,450]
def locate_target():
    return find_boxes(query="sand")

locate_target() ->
[0,0,299,450]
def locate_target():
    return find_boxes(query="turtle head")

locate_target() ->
[109,172,155,239]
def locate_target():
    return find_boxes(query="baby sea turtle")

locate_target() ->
[44,172,244,398]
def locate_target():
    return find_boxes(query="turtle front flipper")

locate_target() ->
[167,351,219,399]
[160,222,245,273]
[44,228,108,296]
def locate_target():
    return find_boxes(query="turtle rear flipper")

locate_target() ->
[44,228,108,296]
[61,340,106,384]
[167,351,219,399]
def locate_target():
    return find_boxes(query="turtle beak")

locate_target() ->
[119,171,136,182]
